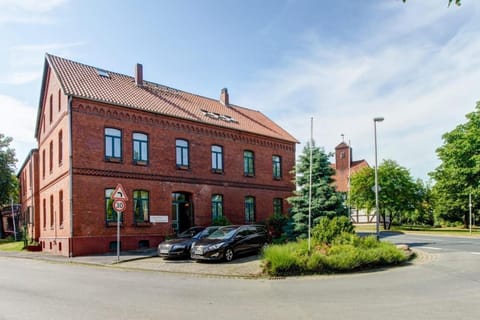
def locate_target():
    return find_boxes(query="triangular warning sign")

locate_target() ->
[112,183,128,200]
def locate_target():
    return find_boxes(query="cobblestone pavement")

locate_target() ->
[119,254,264,278]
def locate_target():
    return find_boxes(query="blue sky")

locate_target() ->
[1,0,479,181]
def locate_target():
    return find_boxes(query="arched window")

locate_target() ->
[50,194,54,227]
[243,150,255,176]
[58,89,61,111]
[244,196,255,223]
[211,145,223,173]
[272,155,282,179]
[133,132,148,163]
[59,190,64,226]
[176,139,189,168]
[58,130,63,166]
[105,128,122,161]
[212,194,223,220]
[133,190,149,223]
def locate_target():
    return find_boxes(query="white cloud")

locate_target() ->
[2,42,86,85]
[238,2,480,181]
[0,71,42,85]
[0,94,37,167]
[0,0,68,25]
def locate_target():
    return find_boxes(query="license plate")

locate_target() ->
[160,249,169,254]
[194,248,203,255]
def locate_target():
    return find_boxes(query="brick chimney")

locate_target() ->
[135,63,143,86]
[220,88,229,106]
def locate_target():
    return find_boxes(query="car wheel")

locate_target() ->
[224,248,234,262]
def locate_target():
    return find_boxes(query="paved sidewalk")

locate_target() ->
[0,248,157,266]
[0,249,264,278]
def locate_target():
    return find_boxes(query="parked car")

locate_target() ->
[158,226,220,259]
[190,224,269,262]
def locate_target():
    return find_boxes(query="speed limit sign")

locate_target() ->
[113,199,126,212]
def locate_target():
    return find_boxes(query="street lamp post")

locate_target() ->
[374,117,384,241]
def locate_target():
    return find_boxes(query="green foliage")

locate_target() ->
[286,141,347,240]
[0,133,17,206]
[398,179,434,226]
[350,159,422,229]
[262,240,308,275]
[266,213,288,239]
[311,216,354,244]
[262,236,409,276]
[430,102,480,227]
[212,215,231,226]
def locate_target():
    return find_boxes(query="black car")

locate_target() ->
[190,225,269,262]
[158,226,219,259]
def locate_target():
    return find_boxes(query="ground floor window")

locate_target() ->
[105,188,123,223]
[273,198,283,215]
[212,194,223,220]
[134,190,149,223]
[245,196,255,223]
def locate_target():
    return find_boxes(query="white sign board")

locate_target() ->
[150,215,169,223]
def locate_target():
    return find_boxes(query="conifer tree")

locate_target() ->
[285,141,347,240]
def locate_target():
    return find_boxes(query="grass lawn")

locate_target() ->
[354,224,480,237]
[0,240,25,251]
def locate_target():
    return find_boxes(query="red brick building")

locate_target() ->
[18,54,297,256]
[331,141,369,193]
[17,149,40,241]
[331,140,371,223]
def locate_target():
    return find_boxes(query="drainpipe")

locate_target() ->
[68,95,73,257]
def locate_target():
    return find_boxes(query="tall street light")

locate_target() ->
[373,117,384,240]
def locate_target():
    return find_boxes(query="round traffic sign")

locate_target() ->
[112,199,127,212]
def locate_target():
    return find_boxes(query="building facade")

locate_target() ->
[331,141,372,223]
[18,54,297,256]
[17,149,40,241]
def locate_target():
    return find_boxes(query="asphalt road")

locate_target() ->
[381,231,480,253]
[0,234,479,320]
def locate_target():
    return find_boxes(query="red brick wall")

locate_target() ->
[36,68,72,255]
[18,150,40,241]
[67,98,295,255]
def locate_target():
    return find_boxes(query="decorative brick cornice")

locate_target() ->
[72,167,293,192]
[73,101,295,152]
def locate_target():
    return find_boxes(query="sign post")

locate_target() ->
[111,184,128,262]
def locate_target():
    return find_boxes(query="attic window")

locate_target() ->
[96,68,110,78]
[201,109,238,123]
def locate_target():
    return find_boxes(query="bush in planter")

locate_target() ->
[212,215,231,226]
[312,216,354,244]
[266,213,288,239]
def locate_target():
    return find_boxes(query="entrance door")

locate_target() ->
[171,192,194,234]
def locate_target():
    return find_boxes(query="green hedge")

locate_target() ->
[262,235,410,276]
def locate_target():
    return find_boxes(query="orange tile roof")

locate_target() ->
[331,160,369,192]
[42,54,298,143]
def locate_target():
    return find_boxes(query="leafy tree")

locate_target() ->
[0,133,17,206]
[285,141,347,240]
[402,0,461,6]
[430,103,480,227]
[400,179,434,226]
[350,159,421,229]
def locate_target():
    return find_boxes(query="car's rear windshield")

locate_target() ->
[207,226,238,240]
